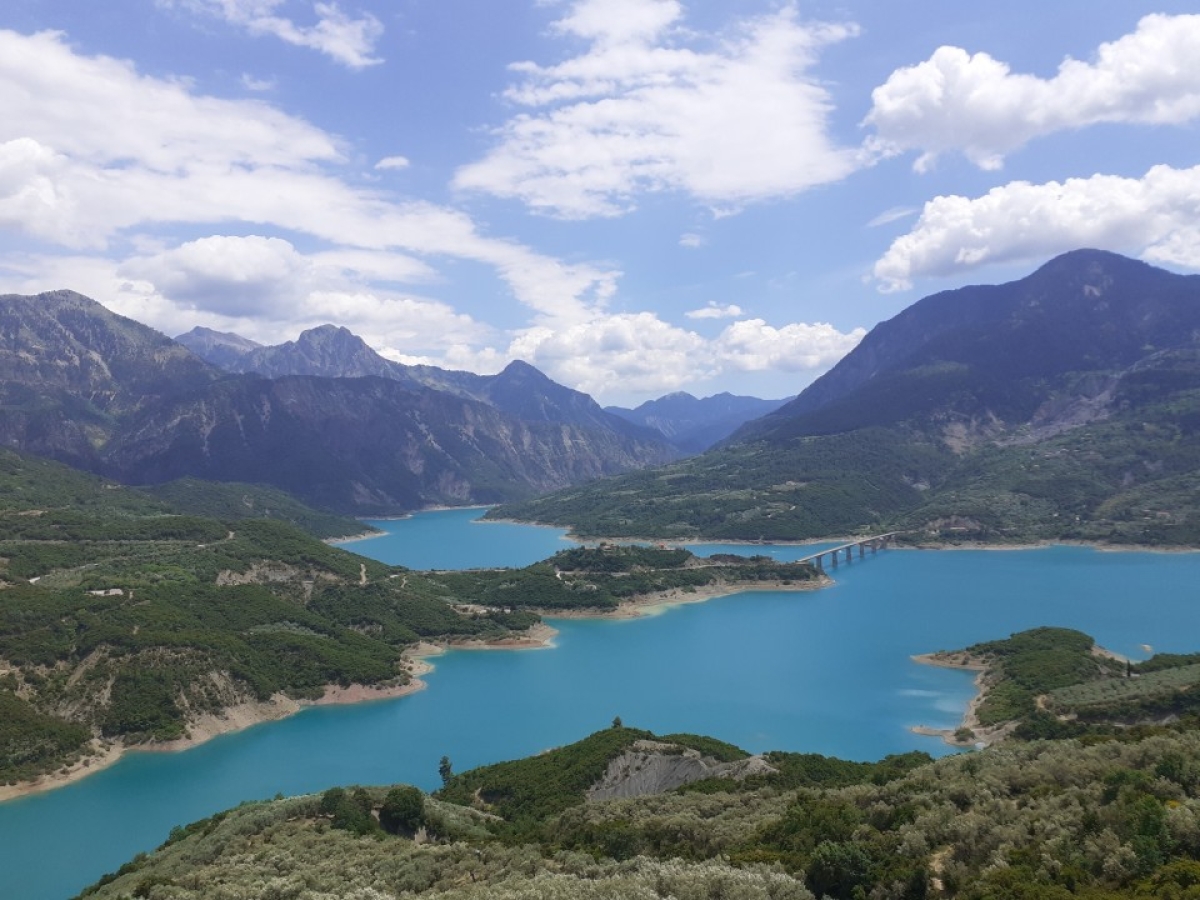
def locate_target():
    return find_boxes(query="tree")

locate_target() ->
[439,755,453,786]
[380,786,425,835]
[612,716,623,729]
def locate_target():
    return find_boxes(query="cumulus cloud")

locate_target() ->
[679,233,705,249]
[866,13,1200,170]
[500,311,862,398]
[715,319,865,371]
[873,164,1200,291]
[454,1,860,217]
[162,0,384,69]
[0,29,617,329]
[122,235,313,316]
[686,302,742,320]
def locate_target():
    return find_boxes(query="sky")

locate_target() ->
[1,2,1199,406]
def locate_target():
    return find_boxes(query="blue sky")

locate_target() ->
[1,1,1198,405]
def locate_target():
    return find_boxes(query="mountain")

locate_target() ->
[0,292,676,513]
[492,250,1200,544]
[104,374,677,513]
[184,323,421,383]
[740,248,1200,442]
[606,391,789,452]
[181,323,660,438]
[0,290,219,469]
[175,326,263,370]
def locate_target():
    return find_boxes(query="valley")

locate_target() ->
[0,251,1198,900]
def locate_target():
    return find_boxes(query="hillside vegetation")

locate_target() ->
[491,252,1200,545]
[78,708,1200,900]
[73,627,1200,899]
[0,451,816,787]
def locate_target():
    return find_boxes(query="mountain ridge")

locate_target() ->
[491,249,1200,544]
[606,390,789,452]
[0,292,676,513]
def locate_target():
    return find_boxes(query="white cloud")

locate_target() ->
[375,156,411,171]
[0,239,485,355]
[162,0,384,69]
[866,14,1200,170]
[715,319,864,371]
[122,235,313,317]
[685,302,742,320]
[0,30,618,330]
[454,1,860,218]
[866,206,918,228]
[679,232,705,249]
[873,164,1200,291]
[240,73,276,91]
[500,311,862,399]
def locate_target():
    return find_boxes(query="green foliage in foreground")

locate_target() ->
[77,725,1200,900]
[436,726,658,824]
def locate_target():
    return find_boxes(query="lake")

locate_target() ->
[2,509,1198,900]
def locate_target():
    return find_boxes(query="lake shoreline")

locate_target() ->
[905,641,1121,749]
[0,679,432,803]
[907,652,1003,748]
[0,575,826,803]
[0,622,567,803]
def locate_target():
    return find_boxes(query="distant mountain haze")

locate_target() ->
[606,391,790,452]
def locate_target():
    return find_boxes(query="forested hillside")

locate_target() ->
[79,703,1200,900]
[492,251,1200,544]
[0,451,817,789]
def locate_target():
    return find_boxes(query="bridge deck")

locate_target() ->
[797,532,901,568]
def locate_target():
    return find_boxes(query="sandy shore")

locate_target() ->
[538,577,830,622]
[326,529,387,545]
[0,741,126,802]
[0,623,568,803]
[908,651,1028,748]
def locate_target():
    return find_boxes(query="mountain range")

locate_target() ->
[0,292,684,513]
[605,391,789,452]
[494,249,1200,545]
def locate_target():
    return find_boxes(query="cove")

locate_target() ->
[2,512,1199,900]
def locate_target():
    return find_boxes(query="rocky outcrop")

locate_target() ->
[587,739,777,801]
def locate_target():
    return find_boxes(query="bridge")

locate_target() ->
[797,532,901,572]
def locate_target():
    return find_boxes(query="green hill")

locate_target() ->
[0,451,818,787]
[76,709,1200,900]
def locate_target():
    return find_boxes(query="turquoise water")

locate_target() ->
[348,508,573,569]
[2,511,1199,900]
